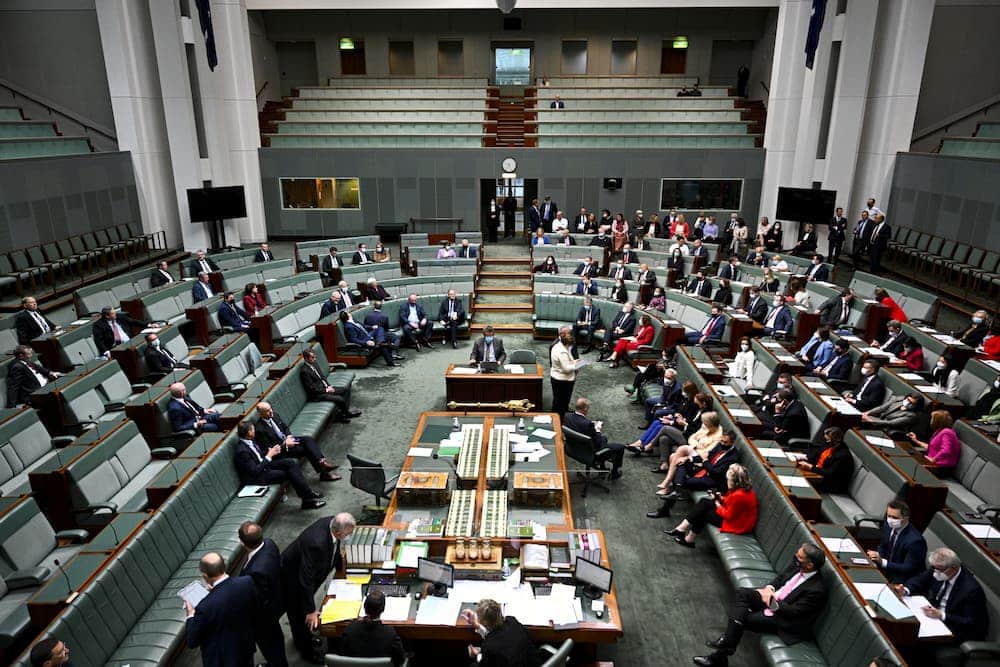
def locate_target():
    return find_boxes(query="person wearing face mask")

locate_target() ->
[532,227,550,246]
[796,327,833,371]
[573,256,598,279]
[694,543,828,666]
[844,360,886,411]
[769,254,789,272]
[598,303,636,360]
[967,375,1000,422]
[685,271,712,298]
[218,291,252,334]
[351,243,372,265]
[589,228,612,249]
[861,393,924,436]
[805,253,829,282]
[533,254,558,274]
[814,340,853,387]
[718,256,742,283]
[871,319,910,355]
[866,499,927,584]
[957,310,990,348]
[572,298,601,353]
[763,220,783,252]
[685,306,726,346]
[816,289,855,329]
[729,336,756,391]
[712,278,733,307]
[609,259,632,282]
[648,286,666,312]
[893,337,923,371]
[796,427,853,492]
[436,241,456,259]
[641,367,683,427]
[762,389,808,445]
[373,242,391,263]
[549,326,578,417]
[754,372,793,416]
[741,286,768,323]
[895,548,988,664]
[470,326,506,365]
[607,313,655,368]
[574,275,598,296]
[457,238,477,258]
[183,551,257,666]
[667,461,756,548]
[143,332,187,376]
[617,243,639,265]
[667,248,686,286]
[761,295,793,337]
[610,279,629,304]
[930,354,960,398]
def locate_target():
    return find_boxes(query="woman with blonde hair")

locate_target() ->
[668,463,758,547]
[656,411,722,495]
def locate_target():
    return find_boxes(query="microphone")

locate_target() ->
[78,350,88,372]
[870,581,894,617]
[53,559,77,602]
[89,414,101,438]
[107,520,121,546]
[167,458,180,483]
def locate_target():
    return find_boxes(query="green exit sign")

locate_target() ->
[672,36,688,49]
[339,38,355,50]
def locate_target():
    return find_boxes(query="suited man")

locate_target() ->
[218,292,251,332]
[844,360,886,411]
[762,296,794,337]
[255,401,341,480]
[572,297,602,352]
[321,247,342,279]
[351,243,373,265]
[872,320,910,355]
[958,310,990,348]
[189,249,220,277]
[599,303,637,358]
[527,198,542,230]
[686,271,713,298]
[899,547,988,662]
[336,280,358,308]
[502,195,517,238]
[338,591,406,665]
[93,306,146,356]
[573,257,599,278]
[549,95,565,109]
[238,522,288,667]
[686,305,726,345]
[192,272,215,303]
[462,599,540,666]
[672,431,739,493]
[143,332,186,375]
[540,196,557,225]
[14,296,56,345]
[695,543,827,666]
[363,302,401,350]
[814,340,853,385]
[457,239,477,258]
[233,422,324,510]
[718,257,743,283]
[804,254,830,282]
[791,223,818,257]
[564,398,624,478]
[5,345,60,408]
[437,289,466,349]
[470,326,507,365]
[254,242,274,263]
[167,382,220,433]
[861,393,923,434]
[636,263,657,287]
[742,287,768,324]
[762,389,808,444]
[339,310,398,367]
[319,291,346,319]
[851,211,873,266]
[574,276,599,296]
[816,289,855,329]
[618,244,639,264]
[365,278,392,302]
[574,207,589,232]
[398,293,434,350]
[150,260,174,288]
[690,238,709,260]
[868,214,891,275]
[184,552,256,667]
[555,228,575,245]
[828,208,848,264]
[300,348,361,422]
[643,368,682,425]
[609,260,633,282]
[589,231,612,249]
[281,513,357,661]
[864,500,927,584]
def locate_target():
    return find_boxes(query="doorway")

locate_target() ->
[276,41,318,97]
[480,178,538,237]
[709,40,754,86]
[494,47,532,85]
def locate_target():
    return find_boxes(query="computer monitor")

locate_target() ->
[417,557,454,597]
[575,556,612,599]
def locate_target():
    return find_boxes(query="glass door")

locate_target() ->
[494,47,532,85]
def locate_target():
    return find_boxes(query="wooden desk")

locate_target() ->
[27,552,110,627]
[185,304,214,346]
[251,306,280,354]
[445,364,544,411]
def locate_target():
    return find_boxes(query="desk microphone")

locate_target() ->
[107,520,121,546]
[89,414,101,438]
[53,559,76,601]
[167,458,180,483]
[78,350,88,372]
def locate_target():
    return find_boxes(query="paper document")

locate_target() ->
[756,447,789,458]
[508,433,528,443]
[69,319,90,326]
[504,597,548,627]
[532,428,556,439]
[729,409,756,419]
[898,373,924,381]
[407,447,434,458]
[866,436,895,449]
[824,397,860,415]
[918,326,937,333]
[396,543,427,569]
[532,415,553,424]
[414,596,462,626]
[504,364,524,373]
[915,385,946,394]
[237,485,268,498]
[855,583,913,620]
[327,580,363,600]
[512,442,544,453]
[549,583,577,603]
[177,581,209,608]
[820,537,861,554]
[932,334,961,345]
[804,381,827,389]
[711,384,736,396]
[695,362,716,370]
[841,335,862,342]
[376,595,413,622]
[775,355,798,362]
[777,474,813,489]
[451,367,479,375]
[762,341,783,348]
[321,599,362,624]
[903,596,953,637]
[345,572,371,584]
[962,523,1000,539]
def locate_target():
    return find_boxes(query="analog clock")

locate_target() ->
[501,157,517,173]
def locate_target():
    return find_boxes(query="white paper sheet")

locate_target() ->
[729,409,756,418]
[378,595,413,622]
[775,355,798,362]
[932,334,961,345]
[962,523,1000,539]
[532,415,553,424]
[762,341,784,348]
[532,428,556,439]
[507,433,528,443]
[414,596,462,626]
[327,580,363,600]
[820,537,862,554]
[504,364,524,373]
[866,435,896,448]
[777,474,813,488]
[898,373,924,381]
[512,442,543,453]
[804,381,827,389]
[695,362,716,370]
[824,397,860,415]
[711,384,736,396]
[178,581,209,608]
[451,366,479,375]
[903,596,954,637]
[855,583,913,620]
[574,358,590,370]
[407,447,434,458]
[756,447,788,458]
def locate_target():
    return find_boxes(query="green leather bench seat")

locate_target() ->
[0,409,75,496]
[268,134,483,148]
[127,324,193,383]
[264,357,338,439]
[0,314,17,355]
[849,271,939,323]
[209,334,273,393]
[406,244,481,263]
[339,262,403,284]
[262,272,324,306]
[0,137,91,160]
[325,77,487,87]
[270,341,356,392]
[74,265,156,317]
[537,134,757,149]
[532,274,641,303]
[297,87,488,99]
[939,137,1000,159]
[218,259,296,293]
[276,121,484,134]
[414,259,477,276]
[269,291,329,345]
[945,421,1000,516]
[145,370,231,444]
[376,275,475,298]
[295,235,381,261]
[284,110,489,123]
[817,432,907,528]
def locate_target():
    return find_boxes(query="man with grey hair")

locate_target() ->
[563,397,625,479]
[281,513,357,662]
[167,381,220,433]
[365,276,391,301]
[896,547,988,659]
[189,249,219,276]
[695,543,827,665]
[184,551,256,665]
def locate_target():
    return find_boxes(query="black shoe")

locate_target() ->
[693,655,728,667]
[646,507,671,519]
[423,340,435,349]
[393,354,405,360]
[661,490,680,501]
[610,470,623,480]
[625,444,643,455]
[301,499,327,510]
[452,342,458,349]
[347,408,362,418]
[674,535,696,548]
[705,638,734,651]
[651,467,667,474]
[387,361,398,367]
[664,527,684,536]
[308,490,324,499]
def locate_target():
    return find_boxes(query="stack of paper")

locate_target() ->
[903,596,953,637]
[866,435,895,448]
[855,583,913,620]
[532,415,552,424]
[377,595,413,622]
[532,428,556,439]
[327,580,363,600]
[321,599,362,624]
[505,364,525,374]
[777,474,812,488]
[414,596,462,625]
[820,536,861,554]
[408,447,434,458]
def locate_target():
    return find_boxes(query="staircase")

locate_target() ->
[471,243,534,334]
[738,98,767,147]
[258,100,287,147]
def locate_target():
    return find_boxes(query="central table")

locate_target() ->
[444,363,545,410]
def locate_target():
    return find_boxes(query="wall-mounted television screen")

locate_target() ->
[187,186,247,222]
[775,186,836,225]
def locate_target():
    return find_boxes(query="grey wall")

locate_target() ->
[0,151,140,253]
[888,152,1000,252]
[913,1,1000,135]
[249,9,280,111]
[0,0,114,131]
[259,147,764,238]
[256,8,774,86]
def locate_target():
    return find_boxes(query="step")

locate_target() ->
[478,270,531,279]
[472,303,533,312]
[469,322,534,333]
[476,285,532,294]
[481,257,530,265]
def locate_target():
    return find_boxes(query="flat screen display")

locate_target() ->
[187,186,247,222]
[775,186,836,225]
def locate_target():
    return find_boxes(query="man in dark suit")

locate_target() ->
[437,289,466,349]
[828,208,848,264]
[899,547,989,664]
[14,296,56,345]
[189,249,220,277]
[844,360,886,411]
[462,599,541,666]
[363,302,401,352]
[872,320,910,355]
[636,263,657,288]
[642,368,682,425]
[253,242,274,263]
[168,382,221,434]
[618,244,639,265]
[609,260,633,282]
[238,521,289,667]
[804,254,830,282]
[590,230,612,249]
[457,238,478,258]
[564,398,625,478]
[670,430,739,495]
[686,271,713,298]
[791,223,818,257]
[192,272,215,303]
[574,207,589,232]
[143,332,186,375]
[574,276,599,296]
[816,289,855,329]
[540,196,557,225]
[254,401,341,480]
[319,291,346,319]
[868,214,891,275]
[599,304,637,359]
[861,393,923,434]
[718,257,743,282]
[5,345,60,408]
[300,348,360,422]
[762,297,794,337]
[527,198,542,230]
[814,340,853,386]
[27,638,71,667]
[502,195,517,238]
[549,95,565,109]
[865,499,927,584]
[184,552,256,666]
[93,306,146,356]
[281,513,357,661]
[150,260,174,287]
[233,422,324,510]
[555,228,575,245]
[572,297,602,352]
[851,211,873,267]
[218,292,251,332]
[339,310,398,367]
[470,326,507,365]
[398,293,435,350]
[351,243,373,265]
[365,278,392,302]
[686,305,726,345]
[573,257,599,278]
[958,310,990,348]
[335,280,359,308]
[321,247,342,281]
[762,389,809,445]
[741,287,769,324]
[696,544,828,665]
[338,591,406,665]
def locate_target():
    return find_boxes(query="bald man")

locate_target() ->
[167,382,220,434]
[184,552,257,666]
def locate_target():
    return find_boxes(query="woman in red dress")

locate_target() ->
[243,283,266,316]
[612,212,629,252]
[874,288,907,323]
[607,314,654,368]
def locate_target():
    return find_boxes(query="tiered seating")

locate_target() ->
[883,227,1000,303]
[0,107,94,160]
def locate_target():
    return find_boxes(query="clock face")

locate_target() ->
[502,157,517,173]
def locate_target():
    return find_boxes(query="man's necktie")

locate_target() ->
[113,322,124,344]
[32,311,49,333]
[312,364,329,388]
[200,260,210,273]
[765,572,804,616]
[703,317,715,335]
[269,418,285,440]
[931,581,948,607]
[887,529,898,559]
[840,302,849,324]
[184,399,199,415]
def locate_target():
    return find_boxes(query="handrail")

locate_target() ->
[759,80,769,95]
[911,92,1000,144]
[256,81,269,100]
[0,76,117,143]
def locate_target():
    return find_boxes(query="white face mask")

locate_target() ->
[740,344,750,351]
[994,380,1000,389]
[773,300,782,307]
[861,368,872,376]
[932,570,950,582]
[886,517,904,530]
[936,362,947,370]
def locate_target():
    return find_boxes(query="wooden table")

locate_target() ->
[445,364,544,411]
